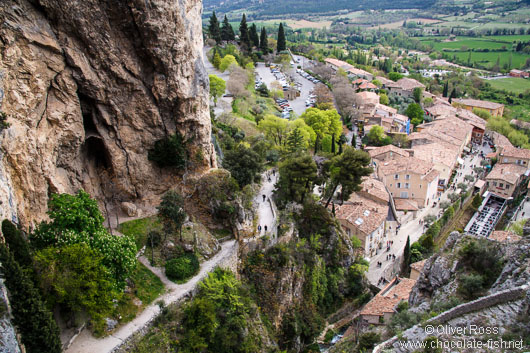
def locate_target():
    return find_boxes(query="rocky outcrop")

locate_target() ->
[0,0,215,228]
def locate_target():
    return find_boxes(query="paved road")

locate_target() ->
[65,240,237,353]
[253,171,278,239]
[367,142,492,286]
[203,47,232,117]
[255,60,315,116]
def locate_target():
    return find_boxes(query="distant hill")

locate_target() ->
[203,0,438,18]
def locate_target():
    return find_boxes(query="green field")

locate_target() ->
[448,51,529,69]
[486,77,530,94]
[419,36,530,70]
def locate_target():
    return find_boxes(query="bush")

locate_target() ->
[148,132,187,168]
[458,273,485,300]
[31,191,137,290]
[165,253,200,282]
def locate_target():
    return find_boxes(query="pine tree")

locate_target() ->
[260,27,268,53]
[331,134,336,154]
[449,88,457,103]
[401,236,411,276]
[212,49,222,69]
[2,220,32,268]
[0,245,62,353]
[287,128,304,154]
[277,23,286,52]
[221,15,235,42]
[442,81,448,97]
[239,14,250,49]
[249,24,259,48]
[208,12,221,44]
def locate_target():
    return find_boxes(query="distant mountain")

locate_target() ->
[203,0,438,18]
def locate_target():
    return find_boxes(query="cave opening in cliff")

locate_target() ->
[79,93,99,138]
[83,137,112,171]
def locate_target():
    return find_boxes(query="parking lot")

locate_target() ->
[255,58,316,117]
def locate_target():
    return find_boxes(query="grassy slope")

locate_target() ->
[487,77,530,94]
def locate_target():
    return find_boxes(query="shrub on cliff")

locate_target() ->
[148,132,187,168]
[2,219,32,268]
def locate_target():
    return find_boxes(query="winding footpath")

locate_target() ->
[253,171,278,239]
[65,240,237,353]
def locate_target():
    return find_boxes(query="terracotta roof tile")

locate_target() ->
[368,145,410,159]
[334,193,388,235]
[454,98,504,110]
[360,277,416,316]
[489,231,521,243]
[500,145,530,160]
[486,163,527,185]
[378,156,435,177]
[395,77,425,91]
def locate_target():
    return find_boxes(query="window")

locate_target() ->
[397,183,401,188]
[493,181,497,186]
[503,158,508,163]
[394,174,399,180]
[405,174,410,180]
[405,183,410,189]
[400,192,409,198]
[499,183,504,188]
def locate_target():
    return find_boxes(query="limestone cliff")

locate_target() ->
[0,0,216,228]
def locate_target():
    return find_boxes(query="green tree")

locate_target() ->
[209,74,226,106]
[277,23,286,52]
[442,81,448,98]
[219,54,238,72]
[448,88,457,103]
[212,49,222,69]
[383,60,393,74]
[0,245,62,353]
[249,23,259,48]
[366,125,391,146]
[301,108,342,151]
[34,243,115,333]
[239,14,250,49]
[258,114,289,146]
[277,154,318,203]
[31,191,137,289]
[471,193,483,210]
[286,127,305,154]
[2,219,32,268]
[260,27,268,53]
[413,87,423,103]
[379,93,389,105]
[325,147,372,206]
[402,236,411,276]
[405,103,424,126]
[221,15,235,42]
[223,145,263,187]
[148,132,187,168]
[208,11,221,44]
[388,71,403,81]
[157,190,187,241]
[179,268,262,353]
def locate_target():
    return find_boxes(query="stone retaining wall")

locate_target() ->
[373,283,529,353]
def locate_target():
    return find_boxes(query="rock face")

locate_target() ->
[0,0,216,228]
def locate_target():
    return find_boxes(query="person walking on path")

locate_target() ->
[264,225,268,232]
[258,225,262,233]
[262,194,266,202]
